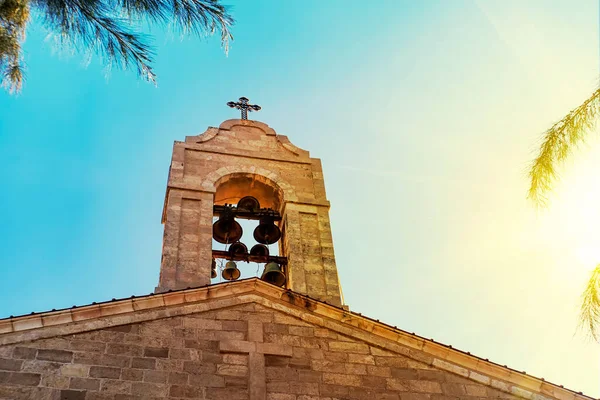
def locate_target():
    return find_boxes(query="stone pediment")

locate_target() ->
[182,119,310,163]
[0,279,591,400]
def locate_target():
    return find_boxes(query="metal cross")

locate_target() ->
[227,97,261,120]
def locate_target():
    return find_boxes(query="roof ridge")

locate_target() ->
[0,279,594,400]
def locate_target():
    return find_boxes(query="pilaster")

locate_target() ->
[157,189,213,292]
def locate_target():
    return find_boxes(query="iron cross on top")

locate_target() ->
[227,97,261,120]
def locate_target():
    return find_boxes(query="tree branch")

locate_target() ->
[528,89,600,206]
[0,0,28,92]
[579,264,600,341]
[33,0,156,82]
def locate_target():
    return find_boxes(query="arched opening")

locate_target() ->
[214,173,284,212]
[211,173,287,286]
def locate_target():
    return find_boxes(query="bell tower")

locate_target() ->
[157,99,343,307]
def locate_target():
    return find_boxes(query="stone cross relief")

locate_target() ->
[219,320,292,400]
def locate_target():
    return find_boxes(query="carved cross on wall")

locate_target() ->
[219,320,292,400]
[227,97,262,120]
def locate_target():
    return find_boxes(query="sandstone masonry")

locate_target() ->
[157,120,342,306]
[0,301,521,400]
[0,280,592,400]
[0,118,591,400]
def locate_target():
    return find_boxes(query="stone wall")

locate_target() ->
[158,119,343,307]
[0,302,518,400]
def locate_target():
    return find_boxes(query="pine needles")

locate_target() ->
[0,0,30,93]
[579,264,600,341]
[528,88,600,206]
[528,92,600,341]
[0,0,233,92]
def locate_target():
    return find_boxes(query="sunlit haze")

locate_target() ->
[0,0,599,396]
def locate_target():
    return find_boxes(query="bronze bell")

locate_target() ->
[222,261,240,281]
[229,242,248,258]
[250,244,269,257]
[211,259,217,279]
[237,196,260,212]
[261,262,286,287]
[253,217,281,245]
[213,210,243,244]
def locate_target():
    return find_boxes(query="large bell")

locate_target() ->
[211,259,217,279]
[213,212,243,244]
[250,244,269,257]
[229,242,248,258]
[253,217,281,245]
[261,262,286,287]
[222,261,240,281]
[237,196,260,212]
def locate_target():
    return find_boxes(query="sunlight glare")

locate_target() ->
[545,142,600,271]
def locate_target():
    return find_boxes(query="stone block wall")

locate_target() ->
[0,303,520,400]
[159,119,343,306]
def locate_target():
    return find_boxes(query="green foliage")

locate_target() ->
[580,264,600,341]
[529,92,600,341]
[0,0,233,92]
[0,0,30,93]
[528,89,600,206]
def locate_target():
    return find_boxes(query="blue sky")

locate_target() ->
[1,0,599,396]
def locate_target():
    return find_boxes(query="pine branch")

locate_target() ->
[579,264,600,342]
[114,0,233,50]
[170,0,233,50]
[528,89,600,206]
[0,59,24,92]
[0,0,28,92]
[2,0,233,92]
[33,0,156,82]
[76,6,157,82]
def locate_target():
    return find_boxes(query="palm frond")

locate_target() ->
[579,264,600,341]
[528,89,600,206]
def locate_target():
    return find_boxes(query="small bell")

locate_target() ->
[213,209,243,244]
[229,242,248,258]
[211,259,217,279]
[253,217,281,245]
[261,262,286,287]
[222,261,241,281]
[250,244,269,257]
[237,196,260,212]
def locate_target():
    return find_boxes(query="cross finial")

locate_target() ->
[227,97,261,120]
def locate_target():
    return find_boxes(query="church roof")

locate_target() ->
[0,279,593,400]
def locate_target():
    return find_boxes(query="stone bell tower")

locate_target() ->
[157,98,343,306]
